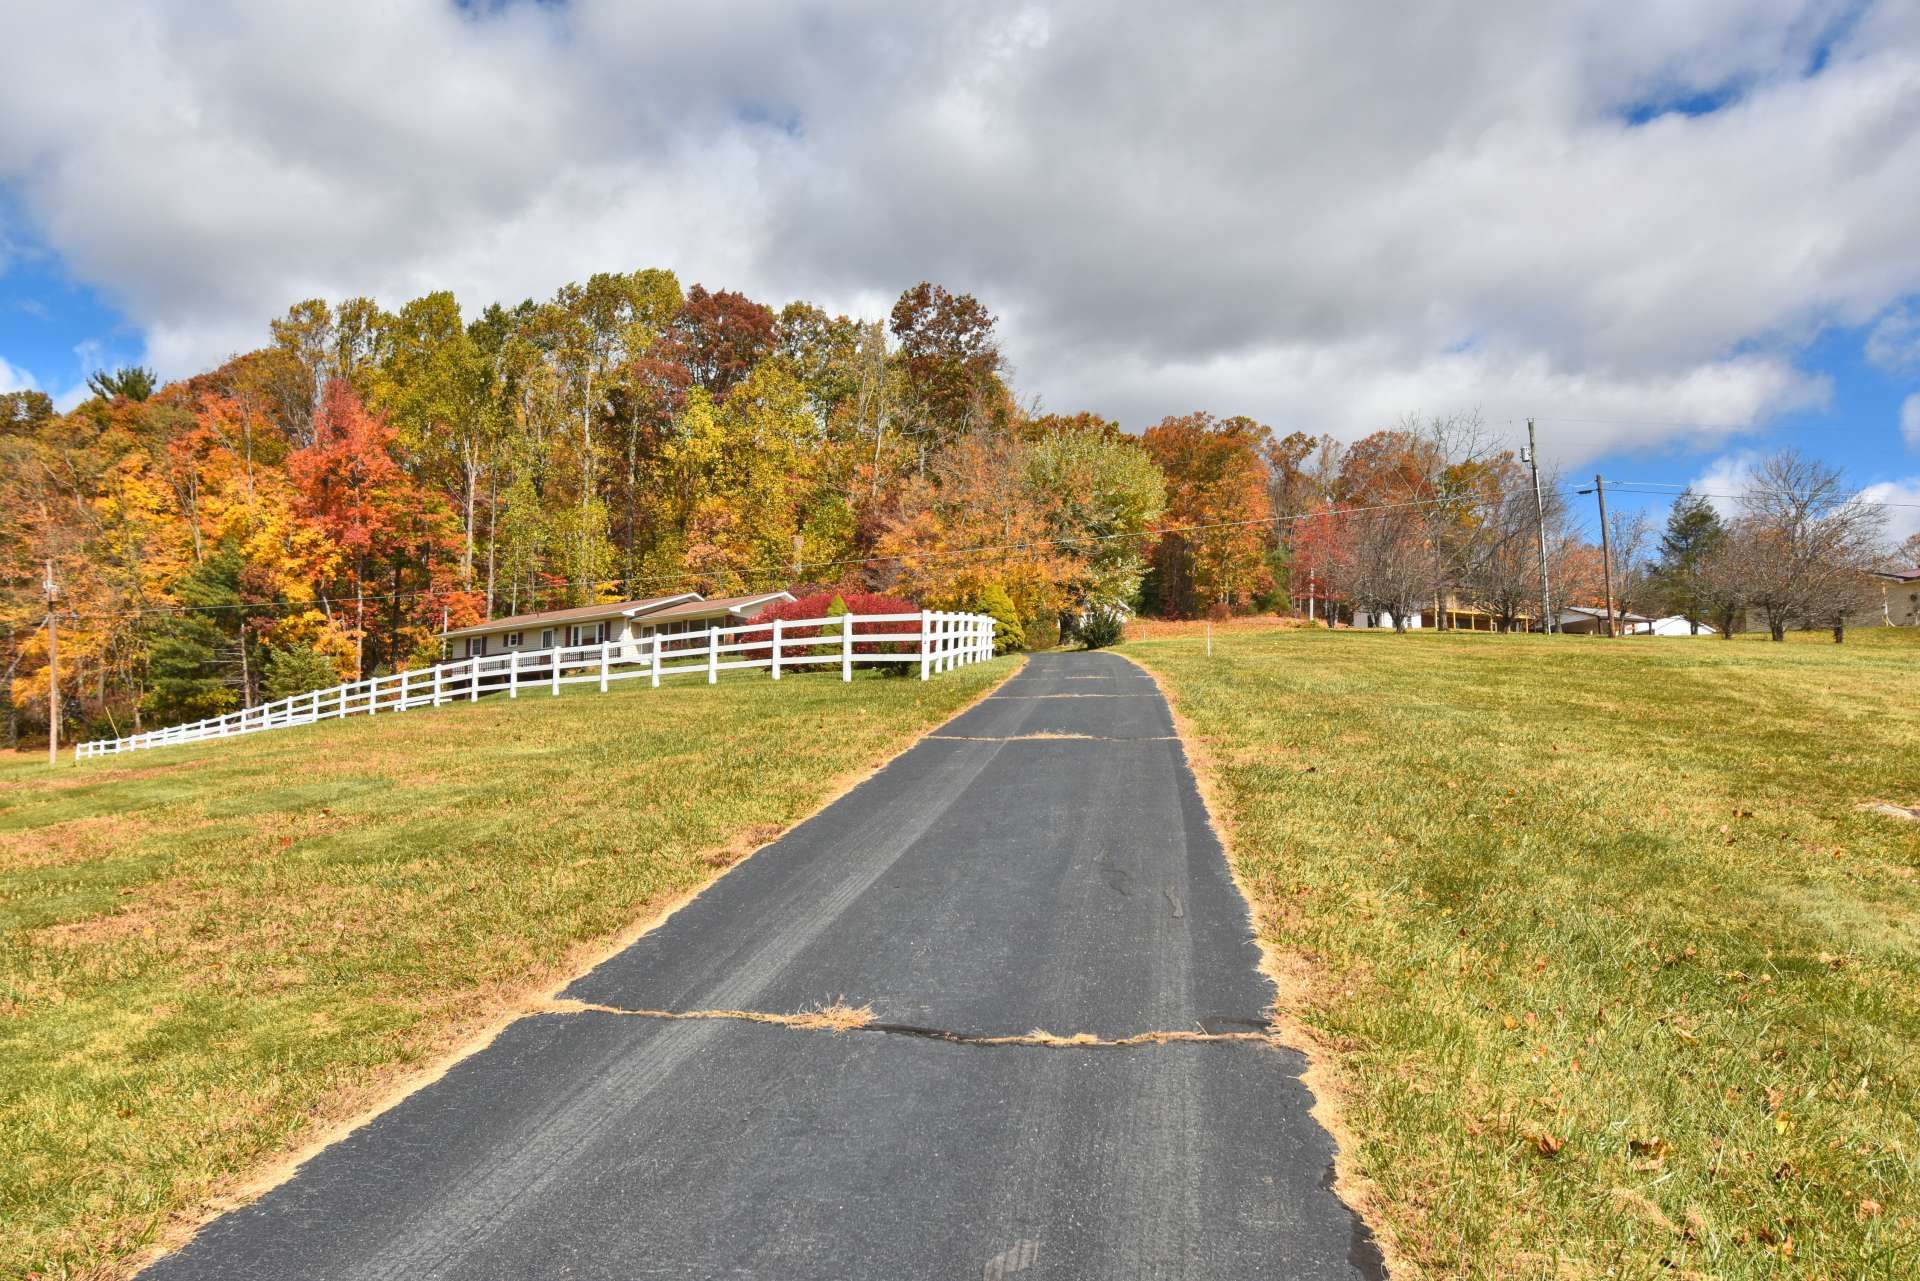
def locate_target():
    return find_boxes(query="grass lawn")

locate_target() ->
[1123,626,1918,1280]
[0,659,1015,1280]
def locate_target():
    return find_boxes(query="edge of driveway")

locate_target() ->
[1111,646,1404,1280]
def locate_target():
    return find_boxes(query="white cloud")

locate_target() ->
[1,1,1918,463]
[1857,477,1920,546]
[1690,451,1765,516]
[0,354,38,394]
[1903,392,1920,449]
[1868,306,1920,373]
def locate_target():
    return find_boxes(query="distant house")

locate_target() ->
[1349,593,1538,632]
[1875,565,1920,626]
[1642,615,1718,636]
[439,591,797,661]
[1554,606,1654,635]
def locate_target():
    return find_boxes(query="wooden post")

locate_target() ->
[43,561,58,766]
[1595,473,1618,639]
[650,634,661,688]
[771,618,783,680]
[920,610,931,680]
[433,664,444,706]
[551,643,561,696]
[600,641,611,693]
[469,656,480,702]
[707,626,718,685]
[509,649,519,699]
[842,614,853,682]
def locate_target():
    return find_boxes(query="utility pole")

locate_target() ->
[1524,419,1552,634]
[43,561,59,766]
[1594,474,1617,638]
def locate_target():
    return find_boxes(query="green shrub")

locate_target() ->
[1075,605,1126,650]
[262,644,343,700]
[973,583,1026,654]
[1025,614,1060,651]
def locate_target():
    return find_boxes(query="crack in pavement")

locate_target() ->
[924,732,1179,742]
[984,693,1160,700]
[543,999,1282,1050]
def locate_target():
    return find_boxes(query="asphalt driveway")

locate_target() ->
[144,651,1385,1280]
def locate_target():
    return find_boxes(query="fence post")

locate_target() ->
[433,664,444,707]
[551,645,561,697]
[509,649,519,699]
[707,626,718,685]
[919,609,931,680]
[601,641,611,693]
[842,614,853,682]
[771,618,782,681]
[469,657,480,702]
[651,635,662,688]
[369,674,378,715]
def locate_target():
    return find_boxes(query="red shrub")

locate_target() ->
[740,590,921,660]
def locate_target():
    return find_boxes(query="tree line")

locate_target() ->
[3,272,1909,746]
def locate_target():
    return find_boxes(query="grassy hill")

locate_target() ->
[0,660,1016,1279]
[1124,627,1919,1279]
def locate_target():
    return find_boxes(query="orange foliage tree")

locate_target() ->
[1139,413,1274,617]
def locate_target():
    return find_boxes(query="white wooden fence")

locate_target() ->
[76,610,996,760]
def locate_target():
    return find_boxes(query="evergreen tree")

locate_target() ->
[142,545,247,724]
[1652,489,1725,633]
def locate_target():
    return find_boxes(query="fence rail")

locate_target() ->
[76,610,996,760]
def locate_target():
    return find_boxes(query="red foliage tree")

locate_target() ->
[289,382,472,671]
[669,285,776,397]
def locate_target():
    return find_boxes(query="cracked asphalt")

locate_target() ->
[143,651,1386,1280]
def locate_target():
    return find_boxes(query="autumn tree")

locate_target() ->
[290,383,469,672]
[671,284,775,397]
[1023,423,1166,612]
[1139,413,1274,617]
[889,282,1004,467]
[876,429,1070,630]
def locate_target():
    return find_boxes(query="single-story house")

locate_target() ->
[1875,565,1920,626]
[439,591,797,662]
[1642,615,1718,636]
[1554,606,1653,635]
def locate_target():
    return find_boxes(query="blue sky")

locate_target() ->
[3,1,1918,548]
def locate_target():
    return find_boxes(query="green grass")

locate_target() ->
[0,660,1015,1280]
[1123,626,1919,1280]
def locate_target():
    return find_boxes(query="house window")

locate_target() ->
[540,629,554,649]
[464,637,487,658]
[506,631,523,647]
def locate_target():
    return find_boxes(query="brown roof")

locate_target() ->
[632,592,796,626]
[1877,565,1920,583]
[442,593,701,639]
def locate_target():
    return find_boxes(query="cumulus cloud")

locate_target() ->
[2,0,1919,462]
[1868,306,1920,373]
[0,354,37,394]
[1690,451,1766,516]
[1857,477,1920,546]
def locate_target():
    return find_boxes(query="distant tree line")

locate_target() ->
[4,268,1907,748]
